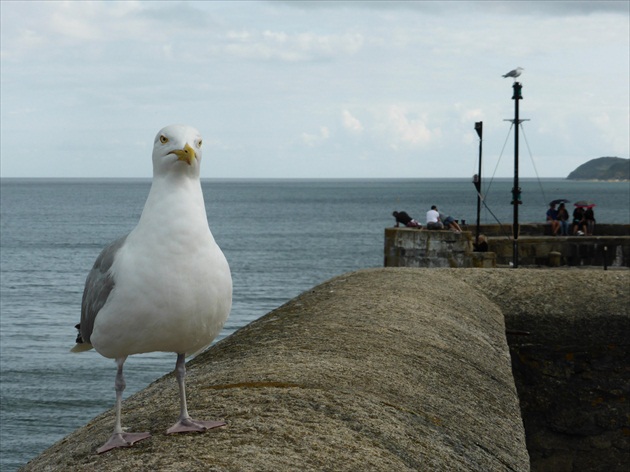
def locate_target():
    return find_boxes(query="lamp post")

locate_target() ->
[511,82,523,268]
[473,121,483,244]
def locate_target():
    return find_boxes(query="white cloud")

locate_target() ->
[301,127,330,147]
[342,110,363,133]
[49,2,107,41]
[384,106,440,148]
[457,106,484,125]
[223,29,364,61]
[1,1,213,62]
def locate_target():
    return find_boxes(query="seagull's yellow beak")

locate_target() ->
[172,143,197,166]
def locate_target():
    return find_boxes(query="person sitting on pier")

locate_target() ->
[557,203,570,236]
[546,203,560,236]
[584,207,596,235]
[392,211,422,228]
[426,205,444,230]
[572,206,587,235]
[439,212,463,233]
[473,234,489,252]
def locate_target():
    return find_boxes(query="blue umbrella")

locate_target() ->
[549,199,569,205]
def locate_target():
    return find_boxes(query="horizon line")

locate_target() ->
[0,176,577,181]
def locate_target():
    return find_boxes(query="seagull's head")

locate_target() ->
[152,124,203,177]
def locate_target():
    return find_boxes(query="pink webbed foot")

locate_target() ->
[166,417,226,434]
[97,431,151,454]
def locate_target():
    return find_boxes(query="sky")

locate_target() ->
[1,0,628,179]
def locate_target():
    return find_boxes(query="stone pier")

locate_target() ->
[383,228,496,268]
[384,225,630,268]
[22,269,528,472]
[20,269,629,472]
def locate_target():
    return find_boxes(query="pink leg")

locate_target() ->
[97,357,151,454]
[166,353,226,434]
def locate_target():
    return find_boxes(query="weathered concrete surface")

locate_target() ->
[21,269,528,472]
[469,223,630,237]
[450,269,630,472]
[488,235,630,267]
[386,226,630,268]
[384,228,481,268]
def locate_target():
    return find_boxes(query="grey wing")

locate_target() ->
[77,234,128,345]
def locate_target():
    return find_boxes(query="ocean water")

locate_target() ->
[1,177,628,470]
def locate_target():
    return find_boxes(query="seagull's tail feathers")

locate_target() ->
[71,342,94,353]
[71,322,93,352]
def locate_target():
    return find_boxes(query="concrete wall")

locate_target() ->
[468,224,630,237]
[21,269,528,472]
[470,224,630,267]
[385,226,630,268]
[450,269,630,472]
[383,228,496,268]
[489,235,630,267]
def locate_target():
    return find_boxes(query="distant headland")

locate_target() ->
[567,156,629,181]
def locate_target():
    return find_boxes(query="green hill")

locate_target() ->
[566,157,629,181]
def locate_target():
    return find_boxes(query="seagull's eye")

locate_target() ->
[198,140,202,148]
[159,135,169,144]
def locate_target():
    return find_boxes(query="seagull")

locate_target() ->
[72,124,232,454]
[502,67,524,79]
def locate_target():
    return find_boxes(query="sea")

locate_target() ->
[1,177,628,470]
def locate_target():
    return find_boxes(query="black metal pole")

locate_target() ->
[474,122,483,244]
[512,82,522,268]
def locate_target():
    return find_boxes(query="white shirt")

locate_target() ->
[426,209,440,224]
